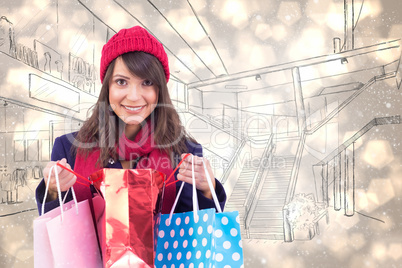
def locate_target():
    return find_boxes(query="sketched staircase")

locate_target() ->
[246,155,295,240]
[225,160,260,230]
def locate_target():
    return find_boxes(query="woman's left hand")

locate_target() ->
[177,154,216,199]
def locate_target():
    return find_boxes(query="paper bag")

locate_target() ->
[91,168,165,268]
[34,165,102,268]
[154,156,244,267]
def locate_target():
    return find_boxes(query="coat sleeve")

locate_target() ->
[174,142,227,213]
[35,134,75,215]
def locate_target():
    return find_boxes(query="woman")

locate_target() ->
[36,26,226,215]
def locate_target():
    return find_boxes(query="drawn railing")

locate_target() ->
[313,115,401,214]
[220,138,247,184]
[187,108,243,140]
[243,134,274,236]
[283,115,401,242]
[306,65,398,135]
[282,132,306,242]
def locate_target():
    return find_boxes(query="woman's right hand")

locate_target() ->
[43,158,77,202]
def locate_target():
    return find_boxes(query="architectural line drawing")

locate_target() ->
[0,0,401,266]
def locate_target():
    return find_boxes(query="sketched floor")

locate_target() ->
[242,203,401,267]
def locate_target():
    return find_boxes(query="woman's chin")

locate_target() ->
[124,115,145,125]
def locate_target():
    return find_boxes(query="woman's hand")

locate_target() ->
[177,154,216,199]
[43,158,77,202]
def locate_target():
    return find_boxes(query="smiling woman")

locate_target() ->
[36,25,226,218]
[108,56,159,139]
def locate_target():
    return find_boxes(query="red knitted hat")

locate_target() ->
[100,26,170,83]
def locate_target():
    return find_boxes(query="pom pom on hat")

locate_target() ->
[100,26,170,83]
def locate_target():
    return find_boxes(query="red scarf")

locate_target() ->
[73,121,176,214]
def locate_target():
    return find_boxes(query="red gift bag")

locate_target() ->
[91,168,165,268]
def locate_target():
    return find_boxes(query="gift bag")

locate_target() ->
[91,168,165,268]
[155,156,244,268]
[34,165,102,268]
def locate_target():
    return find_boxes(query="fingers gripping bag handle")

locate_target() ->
[41,165,78,219]
[201,159,222,213]
[167,154,197,224]
[167,154,222,224]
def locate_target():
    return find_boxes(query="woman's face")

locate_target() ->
[108,57,158,138]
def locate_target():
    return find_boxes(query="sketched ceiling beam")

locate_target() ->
[188,39,401,89]
[186,0,229,76]
[112,0,203,83]
[146,0,218,78]
[77,0,117,32]
[78,0,201,83]
[0,97,85,122]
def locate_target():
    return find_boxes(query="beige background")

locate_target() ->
[0,0,401,267]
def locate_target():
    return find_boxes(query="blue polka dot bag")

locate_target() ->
[155,156,244,268]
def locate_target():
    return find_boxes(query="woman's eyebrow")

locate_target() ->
[113,74,131,79]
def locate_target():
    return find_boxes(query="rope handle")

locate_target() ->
[42,165,79,220]
[56,162,92,188]
[164,153,191,186]
[56,153,191,189]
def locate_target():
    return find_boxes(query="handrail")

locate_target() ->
[186,108,243,140]
[283,132,306,242]
[284,132,306,205]
[314,115,401,166]
[283,116,401,242]
[220,138,247,184]
[243,134,274,232]
[306,70,396,135]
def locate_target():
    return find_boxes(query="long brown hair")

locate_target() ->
[74,51,196,167]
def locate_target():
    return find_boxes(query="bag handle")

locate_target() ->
[201,159,222,213]
[167,155,223,224]
[41,164,79,220]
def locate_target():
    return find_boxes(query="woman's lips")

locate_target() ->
[122,105,145,113]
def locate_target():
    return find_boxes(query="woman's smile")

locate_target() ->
[122,105,145,113]
[108,57,159,138]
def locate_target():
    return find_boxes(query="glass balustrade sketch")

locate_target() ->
[0,0,401,267]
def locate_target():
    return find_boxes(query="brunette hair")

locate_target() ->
[74,51,196,167]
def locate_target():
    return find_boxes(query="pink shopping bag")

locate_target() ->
[34,165,102,268]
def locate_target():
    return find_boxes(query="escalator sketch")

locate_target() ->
[0,0,401,267]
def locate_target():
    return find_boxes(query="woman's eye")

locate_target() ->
[143,80,153,86]
[116,79,126,86]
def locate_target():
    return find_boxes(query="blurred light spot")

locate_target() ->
[358,0,383,19]
[288,28,325,60]
[190,0,207,12]
[389,243,402,260]
[362,140,394,169]
[255,23,272,40]
[277,2,301,26]
[221,0,249,29]
[389,24,402,39]
[367,179,395,207]
[371,243,387,260]
[167,12,208,42]
[305,0,329,25]
[271,24,287,41]
[374,44,400,65]
[348,233,365,250]
[326,3,344,32]
[249,45,276,68]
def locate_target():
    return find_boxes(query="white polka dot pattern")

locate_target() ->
[155,209,243,267]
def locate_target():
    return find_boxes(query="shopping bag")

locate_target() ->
[155,156,244,268]
[91,168,165,268]
[34,165,102,268]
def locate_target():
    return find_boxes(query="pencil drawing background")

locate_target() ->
[0,0,401,267]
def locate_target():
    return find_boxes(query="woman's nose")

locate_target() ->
[126,85,141,101]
